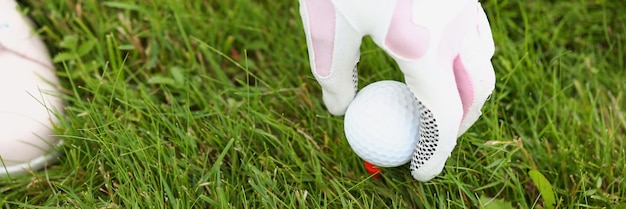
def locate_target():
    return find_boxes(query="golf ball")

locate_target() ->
[344,80,420,167]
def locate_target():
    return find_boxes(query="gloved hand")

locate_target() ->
[299,0,496,181]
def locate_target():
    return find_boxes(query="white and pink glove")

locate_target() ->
[299,0,496,181]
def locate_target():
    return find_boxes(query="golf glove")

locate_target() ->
[299,0,496,181]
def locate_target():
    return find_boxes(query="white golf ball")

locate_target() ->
[344,80,420,167]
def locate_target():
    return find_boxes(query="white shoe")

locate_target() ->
[0,0,64,176]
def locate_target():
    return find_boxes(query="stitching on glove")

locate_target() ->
[351,63,358,92]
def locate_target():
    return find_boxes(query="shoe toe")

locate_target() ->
[1,0,63,176]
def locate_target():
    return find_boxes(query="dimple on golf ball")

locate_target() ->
[344,80,420,167]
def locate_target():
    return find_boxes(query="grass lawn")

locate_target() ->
[1,0,625,208]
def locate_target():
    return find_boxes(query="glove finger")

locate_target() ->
[400,61,464,182]
[387,1,483,181]
[300,0,363,115]
[454,3,496,135]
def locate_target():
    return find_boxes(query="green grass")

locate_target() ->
[1,0,625,208]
